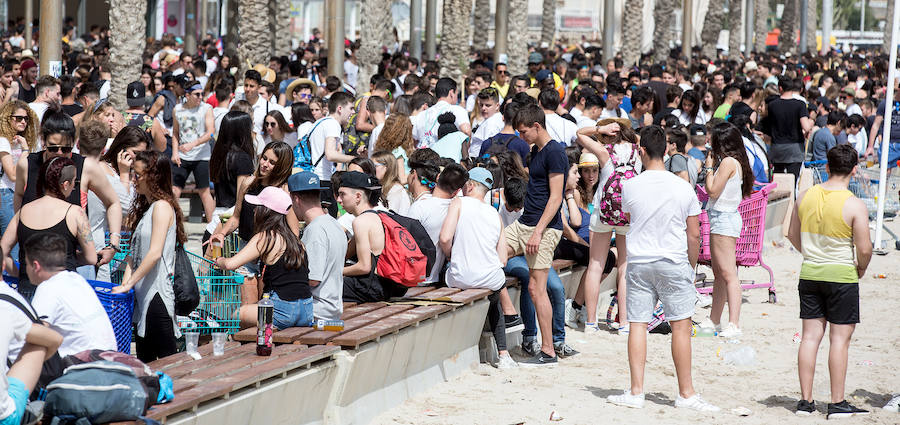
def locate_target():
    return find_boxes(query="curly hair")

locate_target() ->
[127,150,187,244]
[0,100,38,152]
[36,156,76,200]
[374,113,414,156]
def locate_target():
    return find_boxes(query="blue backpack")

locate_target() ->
[293,118,332,172]
[44,361,154,425]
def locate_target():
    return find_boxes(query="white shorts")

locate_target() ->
[626,260,696,323]
[589,211,629,234]
[708,210,742,238]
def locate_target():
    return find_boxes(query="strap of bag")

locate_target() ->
[0,294,39,323]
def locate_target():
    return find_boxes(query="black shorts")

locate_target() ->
[172,159,210,189]
[799,279,859,325]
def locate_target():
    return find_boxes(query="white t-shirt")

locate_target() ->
[470,112,504,158]
[308,117,343,181]
[413,100,470,149]
[599,107,627,120]
[0,137,25,190]
[212,106,229,137]
[576,115,597,129]
[294,121,314,141]
[385,183,411,215]
[174,102,213,161]
[445,197,505,290]
[674,109,710,126]
[29,101,49,124]
[545,113,578,146]
[368,122,385,156]
[845,103,863,118]
[407,194,451,283]
[622,170,701,265]
[31,271,118,357]
[1,283,35,421]
[847,128,868,155]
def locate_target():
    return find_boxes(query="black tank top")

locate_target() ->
[17,205,80,280]
[238,185,262,241]
[260,253,311,301]
[23,152,85,208]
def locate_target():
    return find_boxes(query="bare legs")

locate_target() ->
[798,318,856,403]
[626,318,695,398]
[709,234,740,326]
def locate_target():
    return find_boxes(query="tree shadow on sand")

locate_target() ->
[757,395,801,413]
[585,386,673,407]
[849,389,892,407]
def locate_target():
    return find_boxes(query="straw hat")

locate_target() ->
[597,117,632,129]
[252,64,276,83]
[285,78,317,99]
[578,152,599,168]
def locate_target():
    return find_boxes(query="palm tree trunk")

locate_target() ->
[653,0,675,63]
[884,0,895,54]
[754,0,768,52]
[357,0,393,88]
[439,0,471,81]
[701,0,725,58]
[108,0,147,111]
[238,0,272,75]
[728,0,742,55]
[507,0,529,74]
[621,0,644,66]
[473,0,490,49]
[540,0,556,46]
[778,0,796,54]
[805,0,817,54]
[275,0,292,55]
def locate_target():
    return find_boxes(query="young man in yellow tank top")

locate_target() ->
[788,144,872,419]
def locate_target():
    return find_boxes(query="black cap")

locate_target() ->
[126,81,145,107]
[338,171,381,190]
[689,124,707,136]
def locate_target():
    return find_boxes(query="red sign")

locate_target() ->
[561,16,592,29]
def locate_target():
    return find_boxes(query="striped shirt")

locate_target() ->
[798,185,857,283]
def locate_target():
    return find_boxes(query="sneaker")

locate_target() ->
[504,314,523,328]
[554,342,579,358]
[718,323,743,338]
[616,326,630,336]
[696,293,713,308]
[564,299,581,329]
[796,399,816,416]
[521,339,540,357]
[826,400,869,419]
[497,352,518,369]
[607,389,645,409]
[697,318,722,333]
[585,322,604,335]
[884,394,900,412]
[674,394,721,412]
[519,351,558,367]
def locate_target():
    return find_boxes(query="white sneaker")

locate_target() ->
[585,323,604,335]
[696,293,713,308]
[497,352,518,369]
[884,394,900,412]
[718,323,743,338]
[607,389,645,408]
[616,326,630,336]
[564,299,581,329]
[675,394,721,412]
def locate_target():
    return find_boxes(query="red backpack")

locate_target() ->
[365,210,436,287]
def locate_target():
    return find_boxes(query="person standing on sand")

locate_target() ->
[788,144,872,419]
[606,125,719,413]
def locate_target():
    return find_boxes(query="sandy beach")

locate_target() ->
[372,222,900,425]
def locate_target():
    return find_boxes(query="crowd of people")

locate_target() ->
[1,19,900,423]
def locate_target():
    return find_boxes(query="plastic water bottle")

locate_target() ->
[313,319,344,331]
[256,294,274,356]
[691,325,717,337]
[722,346,756,366]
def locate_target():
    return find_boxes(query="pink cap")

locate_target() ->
[244,186,292,215]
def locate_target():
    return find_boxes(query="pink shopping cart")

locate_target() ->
[695,182,778,303]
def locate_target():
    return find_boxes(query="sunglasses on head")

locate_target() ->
[47,145,73,153]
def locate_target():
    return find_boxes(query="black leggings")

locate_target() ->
[135,293,178,363]
[487,290,506,352]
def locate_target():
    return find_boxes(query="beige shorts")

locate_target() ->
[589,212,630,235]
[505,221,563,270]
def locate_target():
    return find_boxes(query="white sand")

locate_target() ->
[373,223,900,424]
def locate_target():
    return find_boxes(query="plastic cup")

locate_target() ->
[185,331,200,354]
[212,333,227,356]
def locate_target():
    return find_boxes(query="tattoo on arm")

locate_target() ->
[77,209,92,244]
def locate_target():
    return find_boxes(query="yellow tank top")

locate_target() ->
[797,185,857,283]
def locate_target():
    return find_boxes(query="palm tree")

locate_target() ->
[274,0,292,55]
[357,0,393,88]
[621,0,644,66]
[540,0,556,46]
[778,0,797,54]
[728,0,742,56]
[507,0,529,74]
[754,0,768,52]
[701,0,725,58]
[440,0,471,80]
[238,0,272,74]
[473,0,491,49]
[653,0,675,63]
[806,0,817,53]
[108,0,147,111]
[884,0,895,54]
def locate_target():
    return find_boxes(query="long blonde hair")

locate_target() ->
[372,150,402,206]
[0,100,38,152]
[374,113,415,155]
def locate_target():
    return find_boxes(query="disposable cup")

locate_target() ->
[185,331,200,354]
[212,333,227,356]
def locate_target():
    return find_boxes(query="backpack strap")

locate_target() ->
[306,117,333,166]
[0,294,39,323]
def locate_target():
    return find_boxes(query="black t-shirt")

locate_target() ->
[17,81,36,103]
[521,140,568,231]
[652,107,676,125]
[763,98,809,163]
[215,150,255,208]
[61,103,83,117]
[729,102,753,120]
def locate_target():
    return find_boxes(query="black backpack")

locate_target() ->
[484,133,519,157]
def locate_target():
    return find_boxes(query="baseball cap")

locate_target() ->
[744,60,758,72]
[689,124,707,136]
[468,167,493,189]
[126,81,145,107]
[20,59,37,73]
[535,69,552,82]
[528,52,543,64]
[244,186,292,215]
[288,171,326,192]
[338,171,381,190]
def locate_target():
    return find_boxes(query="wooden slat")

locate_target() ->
[342,301,357,309]
[165,344,258,379]
[407,287,461,300]
[273,327,316,344]
[147,345,340,421]
[330,305,451,348]
[445,288,493,305]
[297,305,414,345]
[148,341,241,371]
[234,303,388,344]
[340,302,388,320]
[232,327,257,343]
[174,344,309,392]
[403,286,438,297]
[552,259,576,271]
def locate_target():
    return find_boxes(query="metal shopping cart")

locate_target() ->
[177,250,244,335]
[696,182,778,303]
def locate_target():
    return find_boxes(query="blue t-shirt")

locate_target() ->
[688,147,707,161]
[478,133,530,165]
[810,127,836,161]
[520,140,568,230]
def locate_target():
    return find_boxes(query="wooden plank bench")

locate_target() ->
[232,302,390,344]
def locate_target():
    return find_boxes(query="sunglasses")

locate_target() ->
[266,121,277,127]
[46,145,73,153]
[298,93,312,99]
[496,70,509,75]
[10,115,28,123]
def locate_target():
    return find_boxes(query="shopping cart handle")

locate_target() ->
[803,160,828,166]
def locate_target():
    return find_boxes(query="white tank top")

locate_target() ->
[445,197,505,291]
[709,158,743,212]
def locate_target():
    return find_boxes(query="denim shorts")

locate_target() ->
[1,377,29,425]
[626,260,696,323]
[270,292,314,329]
[708,210,742,238]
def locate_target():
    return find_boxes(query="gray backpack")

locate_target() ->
[44,361,152,425]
